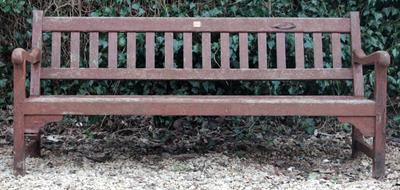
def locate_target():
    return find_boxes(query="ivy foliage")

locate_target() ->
[0,0,399,134]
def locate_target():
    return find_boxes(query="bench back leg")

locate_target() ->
[351,127,363,158]
[25,132,42,158]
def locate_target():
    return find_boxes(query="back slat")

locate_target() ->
[220,33,230,69]
[89,32,99,68]
[51,32,61,68]
[239,33,248,69]
[313,33,323,68]
[164,32,174,69]
[70,32,80,68]
[183,33,192,69]
[145,32,155,68]
[202,32,211,69]
[276,33,286,69]
[127,32,136,68]
[108,32,118,68]
[331,33,342,68]
[294,33,304,68]
[257,33,267,69]
[43,17,351,33]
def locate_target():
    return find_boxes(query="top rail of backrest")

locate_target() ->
[42,17,351,33]
[37,12,359,82]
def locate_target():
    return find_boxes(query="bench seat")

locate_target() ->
[24,95,375,116]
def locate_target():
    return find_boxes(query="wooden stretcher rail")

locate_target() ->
[39,68,354,80]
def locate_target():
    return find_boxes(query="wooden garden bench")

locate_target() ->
[12,11,390,178]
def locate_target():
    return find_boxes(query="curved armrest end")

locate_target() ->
[11,48,41,65]
[11,48,26,65]
[353,49,390,67]
[375,51,391,67]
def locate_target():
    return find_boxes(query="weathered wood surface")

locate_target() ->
[220,33,230,69]
[42,17,351,32]
[108,32,118,68]
[164,32,174,69]
[145,32,155,68]
[24,95,375,116]
[350,12,364,97]
[127,32,136,68]
[51,32,61,68]
[70,32,80,68]
[40,68,354,80]
[30,10,43,96]
[331,33,342,68]
[239,33,248,68]
[313,33,323,68]
[202,32,211,69]
[295,33,304,68]
[276,33,286,69]
[89,32,99,68]
[257,33,267,69]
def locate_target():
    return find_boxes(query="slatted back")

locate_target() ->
[32,11,362,91]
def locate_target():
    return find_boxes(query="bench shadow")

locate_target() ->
[39,117,370,180]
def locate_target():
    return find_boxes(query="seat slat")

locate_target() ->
[108,32,118,68]
[24,95,375,116]
[51,32,61,68]
[127,32,136,68]
[276,33,286,69]
[331,33,342,68]
[221,33,230,69]
[257,33,267,69]
[239,33,248,69]
[89,32,99,68]
[145,32,155,68]
[70,32,80,68]
[43,17,351,33]
[164,32,174,69]
[40,68,353,80]
[313,33,323,68]
[202,32,211,69]
[295,33,304,68]
[183,32,192,69]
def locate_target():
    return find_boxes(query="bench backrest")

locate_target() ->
[30,11,364,96]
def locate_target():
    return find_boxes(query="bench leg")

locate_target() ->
[351,127,363,158]
[25,132,42,158]
[339,116,385,178]
[13,113,26,176]
[372,114,385,179]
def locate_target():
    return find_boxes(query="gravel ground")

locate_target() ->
[0,109,399,190]
[1,134,400,189]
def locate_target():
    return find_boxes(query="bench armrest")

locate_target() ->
[11,48,41,102]
[11,48,41,65]
[353,49,390,116]
[352,49,390,67]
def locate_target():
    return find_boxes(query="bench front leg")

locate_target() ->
[12,48,41,175]
[372,62,388,179]
[13,113,26,175]
[353,49,390,178]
